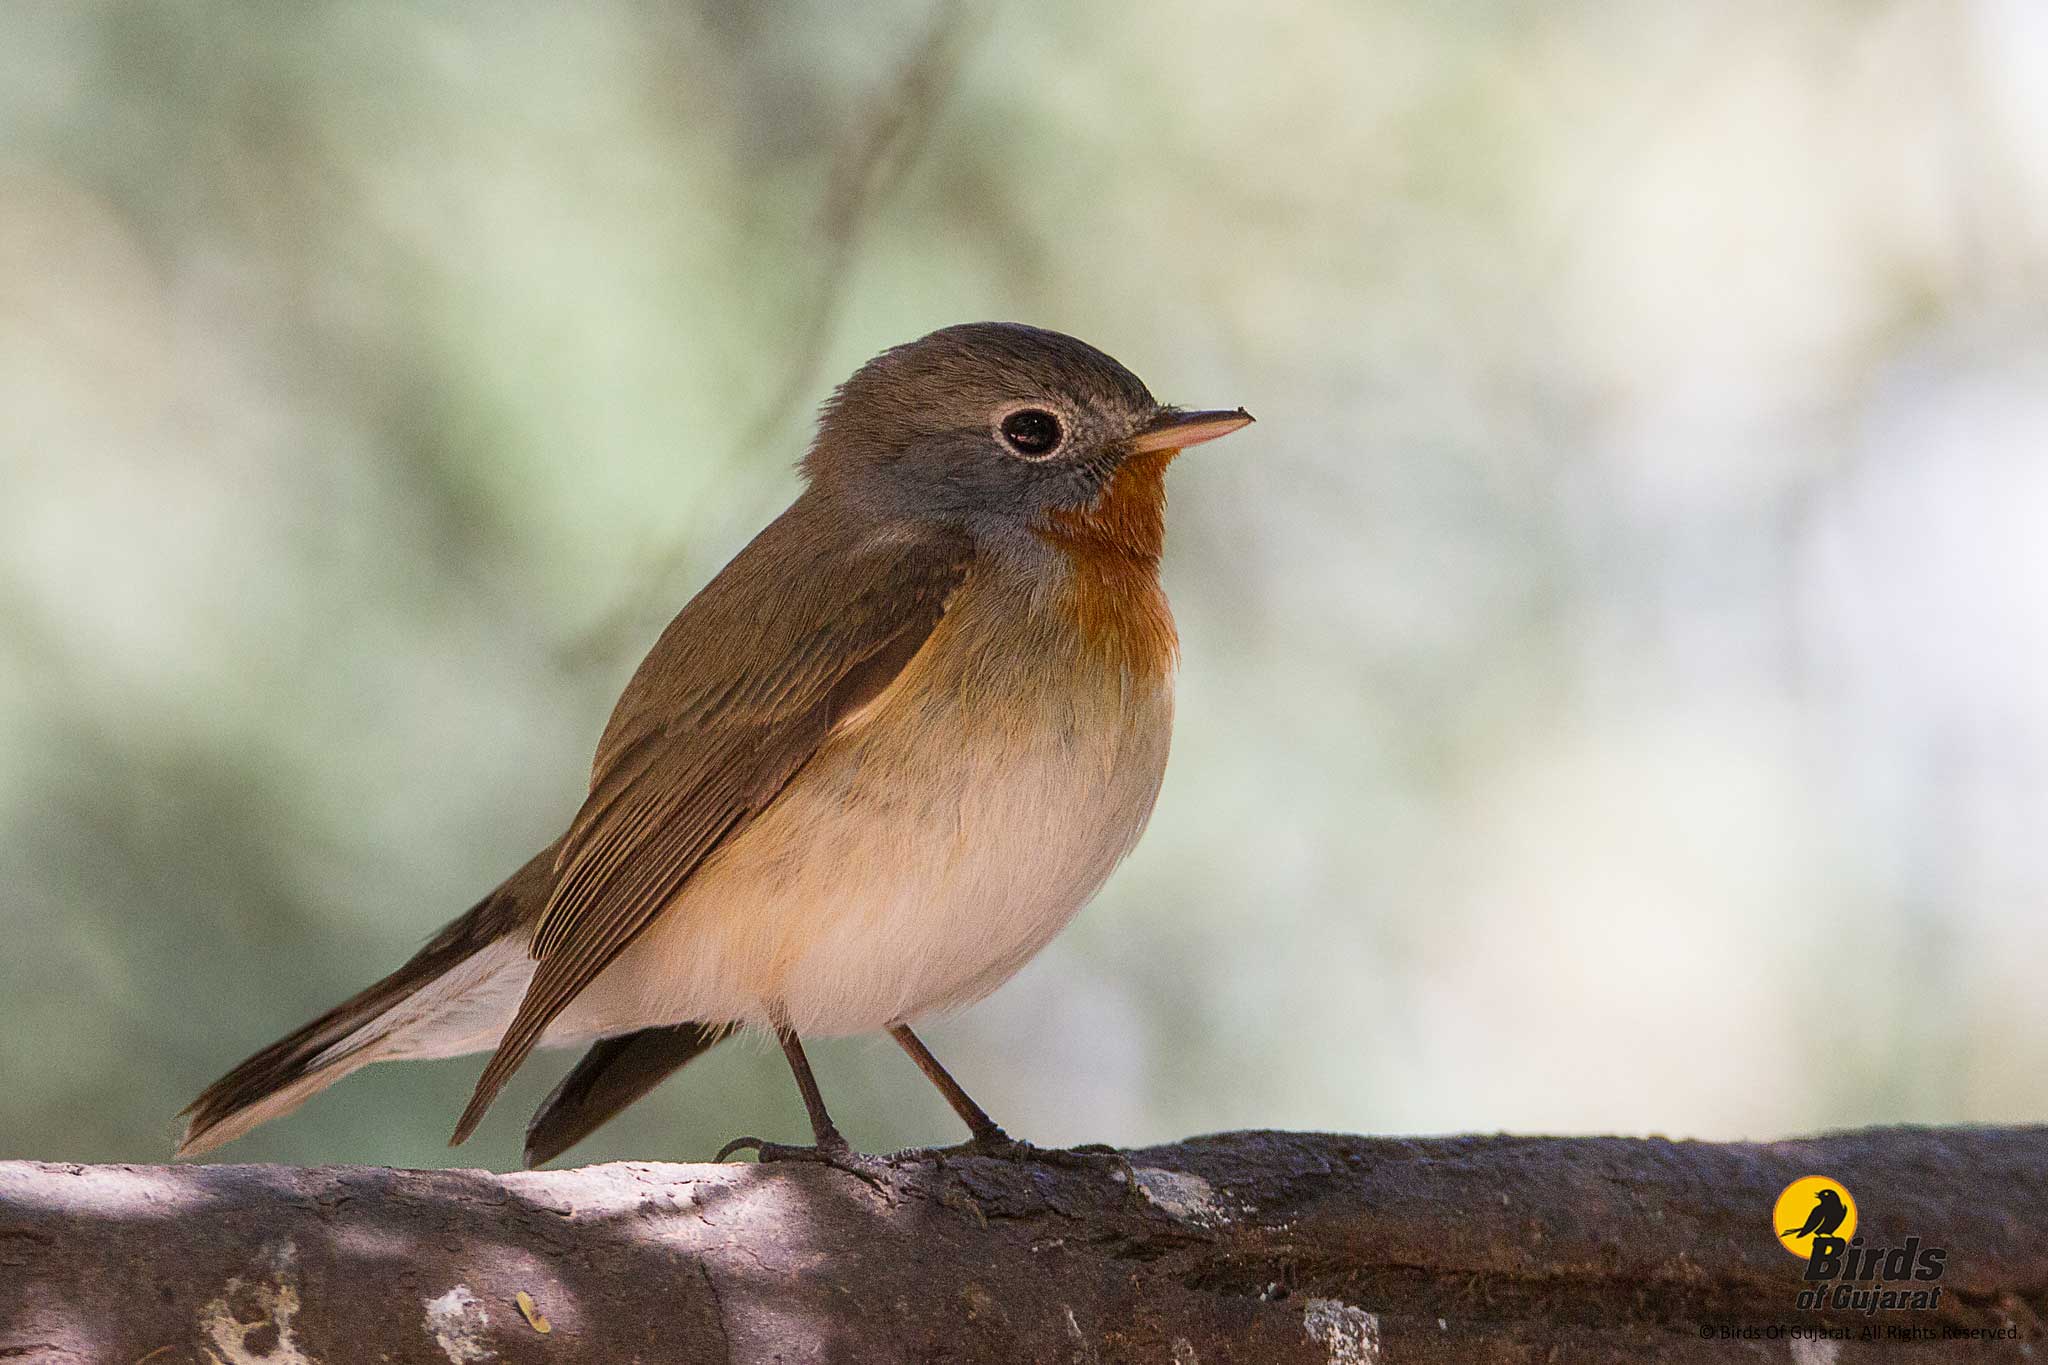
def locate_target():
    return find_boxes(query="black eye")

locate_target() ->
[999,408,1063,457]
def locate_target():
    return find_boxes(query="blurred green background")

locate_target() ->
[4,0,2046,1171]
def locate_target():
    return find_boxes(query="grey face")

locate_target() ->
[805,322,1169,526]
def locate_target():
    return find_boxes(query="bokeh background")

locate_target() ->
[4,0,2046,1170]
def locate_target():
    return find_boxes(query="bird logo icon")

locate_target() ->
[1773,1176,1859,1259]
[1783,1188,1848,1239]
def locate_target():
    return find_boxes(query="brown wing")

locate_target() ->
[450,497,970,1143]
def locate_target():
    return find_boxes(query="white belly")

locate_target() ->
[554,660,1173,1040]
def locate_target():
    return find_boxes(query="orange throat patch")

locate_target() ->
[1036,449,1180,682]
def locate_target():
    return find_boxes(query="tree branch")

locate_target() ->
[3,1127,2044,1362]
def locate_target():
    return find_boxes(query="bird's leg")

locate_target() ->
[887,1023,1006,1144]
[716,1025,885,1188]
[887,1024,1136,1187]
[776,1025,849,1151]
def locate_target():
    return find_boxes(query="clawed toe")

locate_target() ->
[1007,1140,1135,1182]
[714,1131,891,1190]
[911,1130,1138,1188]
[714,1134,769,1162]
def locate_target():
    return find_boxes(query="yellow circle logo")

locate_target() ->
[1774,1176,1857,1260]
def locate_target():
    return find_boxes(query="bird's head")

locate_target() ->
[802,322,1251,543]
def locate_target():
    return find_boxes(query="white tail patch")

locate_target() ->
[177,935,543,1158]
[313,935,537,1067]
[176,1066,358,1158]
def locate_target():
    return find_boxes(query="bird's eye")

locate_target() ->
[999,409,1063,458]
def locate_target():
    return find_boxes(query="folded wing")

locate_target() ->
[451,501,971,1143]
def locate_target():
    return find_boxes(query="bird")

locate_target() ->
[176,321,1252,1169]
[1783,1188,1849,1239]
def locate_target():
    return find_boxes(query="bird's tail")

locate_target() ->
[175,845,557,1159]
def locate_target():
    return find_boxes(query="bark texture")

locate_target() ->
[3,1126,2044,1363]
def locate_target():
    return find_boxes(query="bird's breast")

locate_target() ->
[573,554,1177,1038]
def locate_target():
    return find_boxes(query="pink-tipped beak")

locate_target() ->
[1125,406,1255,455]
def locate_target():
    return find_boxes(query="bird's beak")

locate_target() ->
[1125,406,1255,455]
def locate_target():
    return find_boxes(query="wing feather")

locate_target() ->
[450,504,969,1144]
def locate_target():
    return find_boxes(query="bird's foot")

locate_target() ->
[714,1130,893,1192]
[929,1128,1139,1190]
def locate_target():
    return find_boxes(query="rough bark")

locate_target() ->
[2,1127,2044,1363]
